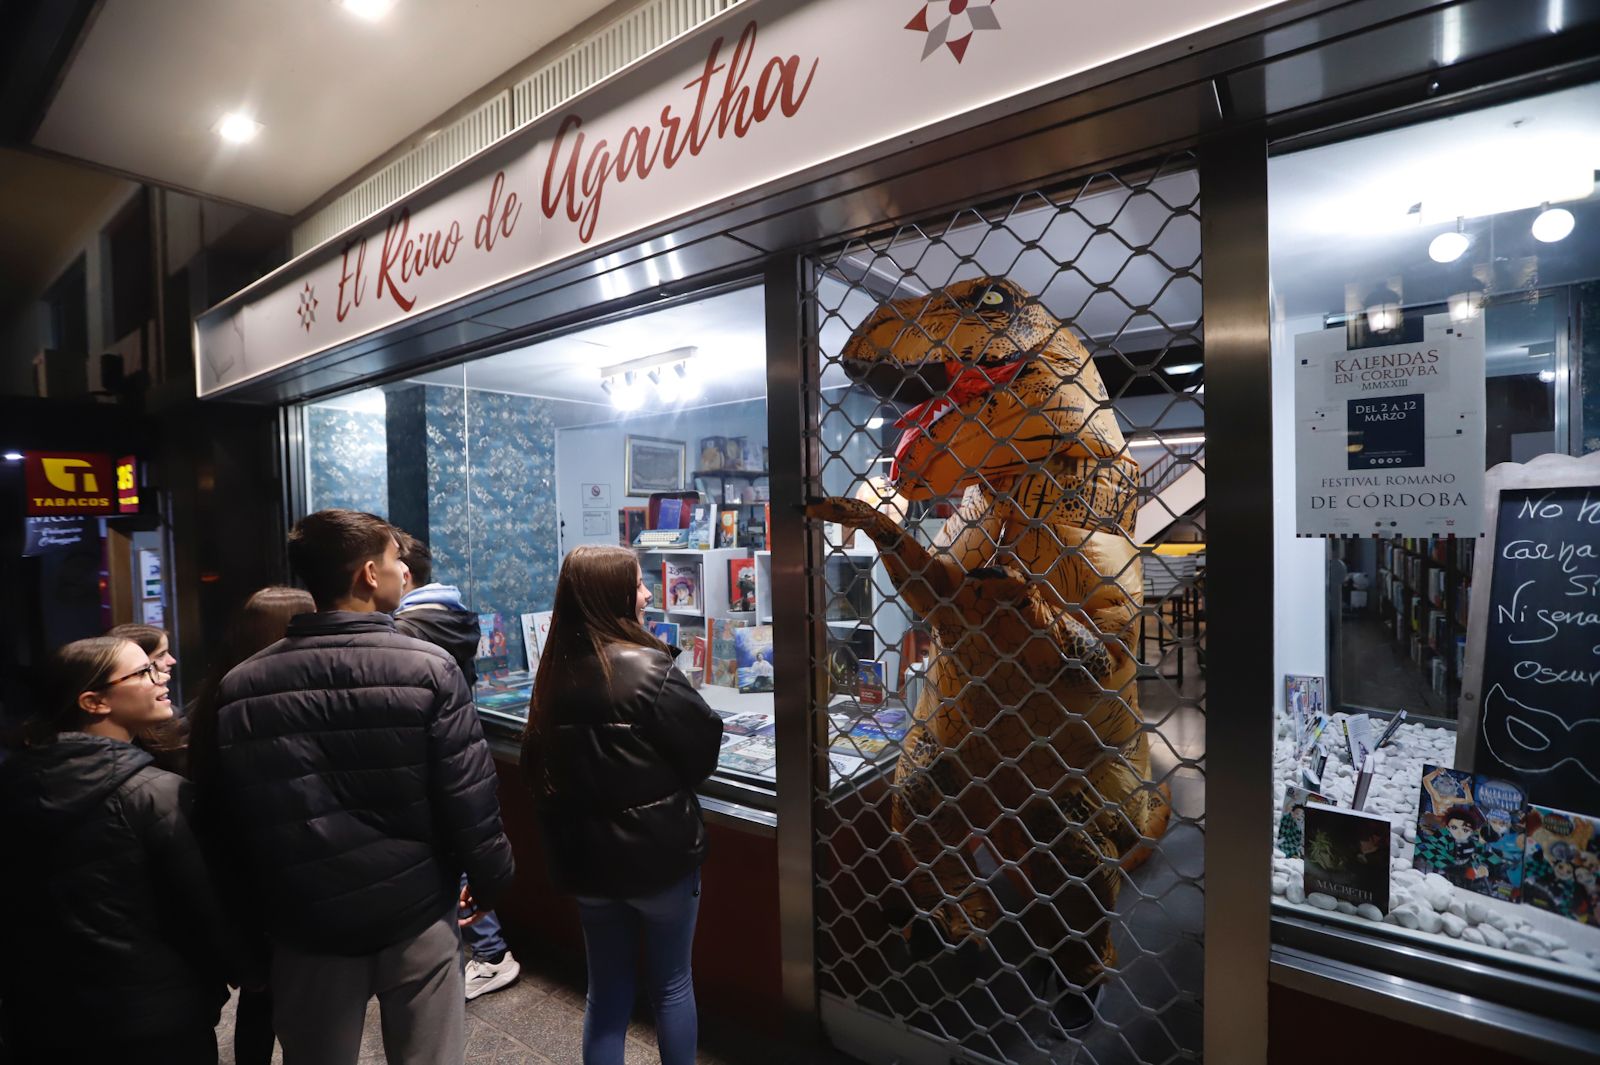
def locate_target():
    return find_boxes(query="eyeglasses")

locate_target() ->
[100,661,167,689]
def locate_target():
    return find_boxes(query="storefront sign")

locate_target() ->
[116,454,140,514]
[22,516,95,555]
[1293,313,1486,537]
[23,451,118,516]
[195,0,1288,397]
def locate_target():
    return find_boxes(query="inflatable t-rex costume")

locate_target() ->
[809,276,1169,990]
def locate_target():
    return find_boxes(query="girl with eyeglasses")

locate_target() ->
[0,637,255,1064]
[108,622,187,774]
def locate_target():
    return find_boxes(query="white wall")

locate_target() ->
[555,398,770,556]
[1272,307,1332,716]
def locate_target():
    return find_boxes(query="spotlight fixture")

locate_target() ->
[1363,283,1402,334]
[600,346,698,410]
[1531,204,1575,243]
[1161,362,1202,375]
[1447,291,1482,323]
[3,451,22,462]
[1428,218,1469,263]
[215,112,262,144]
[867,417,885,430]
[1538,369,1556,383]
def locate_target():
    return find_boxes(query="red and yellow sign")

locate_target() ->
[24,451,119,516]
[115,455,140,514]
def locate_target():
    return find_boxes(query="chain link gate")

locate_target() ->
[803,153,1206,1065]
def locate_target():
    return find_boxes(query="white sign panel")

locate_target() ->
[196,0,1286,396]
[1294,312,1486,537]
[581,482,612,509]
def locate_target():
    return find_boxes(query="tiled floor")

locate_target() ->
[215,958,769,1065]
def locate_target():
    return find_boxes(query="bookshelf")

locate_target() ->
[1367,535,1475,702]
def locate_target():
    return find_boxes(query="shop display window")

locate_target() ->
[1268,82,1600,982]
[302,285,779,804]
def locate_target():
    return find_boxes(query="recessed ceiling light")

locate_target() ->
[215,113,262,144]
[1538,369,1556,383]
[1161,362,1202,375]
[3,452,23,462]
[341,0,396,19]
[1428,230,1470,263]
[867,417,885,429]
[1531,205,1575,243]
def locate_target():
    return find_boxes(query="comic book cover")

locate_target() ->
[728,558,756,612]
[734,624,775,693]
[709,618,749,688]
[663,561,701,612]
[1284,674,1325,757]
[720,734,778,777]
[1277,784,1331,859]
[646,619,680,650]
[1412,765,1527,901]
[1304,804,1391,912]
[474,613,508,680]
[1523,805,1600,924]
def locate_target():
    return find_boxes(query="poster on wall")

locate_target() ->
[1294,311,1485,537]
[581,483,612,509]
[137,549,163,600]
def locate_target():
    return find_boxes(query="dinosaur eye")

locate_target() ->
[982,290,1005,306]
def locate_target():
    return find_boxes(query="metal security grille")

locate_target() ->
[805,154,1206,1065]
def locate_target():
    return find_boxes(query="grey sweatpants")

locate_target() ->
[270,909,465,1065]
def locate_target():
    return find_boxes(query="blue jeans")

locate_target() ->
[459,872,508,961]
[575,870,702,1065]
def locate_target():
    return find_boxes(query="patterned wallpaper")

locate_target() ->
[307,407,388,516]
[308,386,559,672]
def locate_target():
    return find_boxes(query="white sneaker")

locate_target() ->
[464,951,521,1001]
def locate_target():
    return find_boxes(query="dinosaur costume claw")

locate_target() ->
[821,277,1170,986]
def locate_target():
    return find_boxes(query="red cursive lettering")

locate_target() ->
[377,209,416,312]
[475,170,521,252]
[540,19,818,244]
[336,238,367,322]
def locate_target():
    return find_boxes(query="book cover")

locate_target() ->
[474,613,509,679]
[692,635,707,672]
[689,504,714,551]
[619,506,647,546]
[663,561,701,612]
[720,711,773,737]
[1284,674,1325,757]
[858,659,886,706]
[647,619,681,650]
[728,557,756,612]
[1523,805,1599,923]
[1303,804,1392,912]
[1342,713,1375,770]
[719,734,778,777]
[519,611,553,672]
[734,624,775,693]
[657,497,683,530]
[646,571,665,608]
[716,508,739,548]
[710,618,749,687]
[1277,784,1331,859]
[1413,765,1527,901]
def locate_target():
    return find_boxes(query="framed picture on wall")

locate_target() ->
[625,435,687,495]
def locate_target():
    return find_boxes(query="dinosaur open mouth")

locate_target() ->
[888,356,1030,483]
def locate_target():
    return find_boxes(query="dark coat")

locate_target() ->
[0,735,244,1047]
[525,642,723,898]
[394,603,482,685]
[206,610,514,956]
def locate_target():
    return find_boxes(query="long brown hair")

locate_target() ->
[519,545,668,790]
[18,637,133,746]
[188,586,316,787]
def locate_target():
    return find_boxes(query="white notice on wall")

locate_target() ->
[582,509,610,536]
[1294,312,1485,537]
[581,483,612,509]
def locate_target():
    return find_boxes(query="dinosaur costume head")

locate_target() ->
[841,277,1126,501]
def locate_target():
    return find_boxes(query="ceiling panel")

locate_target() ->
[33,0,619,214]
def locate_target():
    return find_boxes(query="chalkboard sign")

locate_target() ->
[1457,452,1600,814]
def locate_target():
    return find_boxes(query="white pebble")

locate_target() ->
[1402,823,1416,843]
[1286,881,1306,905]
[1480,924,1508,950]
[1335,901,1357,915]
[1464,899,1489,925]
[1271,876,1288,896]
[1440,914,1466,938]
[1420,874,1455,912]
[1485,910,1514,933]
[1416,908,1443,934]
[1509,936,1550,958]
[1446,897,1467,920]
[1552,949,1597,971]
[1356,904,1384,922]
[1393,906,1420,930]
[1307,892,1339,910]
[1461,927,1487,946]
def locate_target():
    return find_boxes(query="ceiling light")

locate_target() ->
[674,360,702,400]
[341,0,396,19]
[1364,283,1402,334]
[607,371,645,411]
[1428,222,1470,263]
[650,366,680,404]
[1447,291,1482,323]
[1538,369,1556,383]
[1161,362,1202,375]
[215,113,261,144]
[3,452,22,462]
[1128,434,1206,449]
[1531,205,1575,243]
[867,417,885,430]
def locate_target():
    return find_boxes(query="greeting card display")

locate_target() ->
[1523,805,1600,924]
[1303,804,1391,912]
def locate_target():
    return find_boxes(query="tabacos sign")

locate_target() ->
[24,452,140,516]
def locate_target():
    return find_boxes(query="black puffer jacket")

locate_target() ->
[395,602,482,685]
[525,643,723,898]
[0,735,243,1047]
[207,611,514,955]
